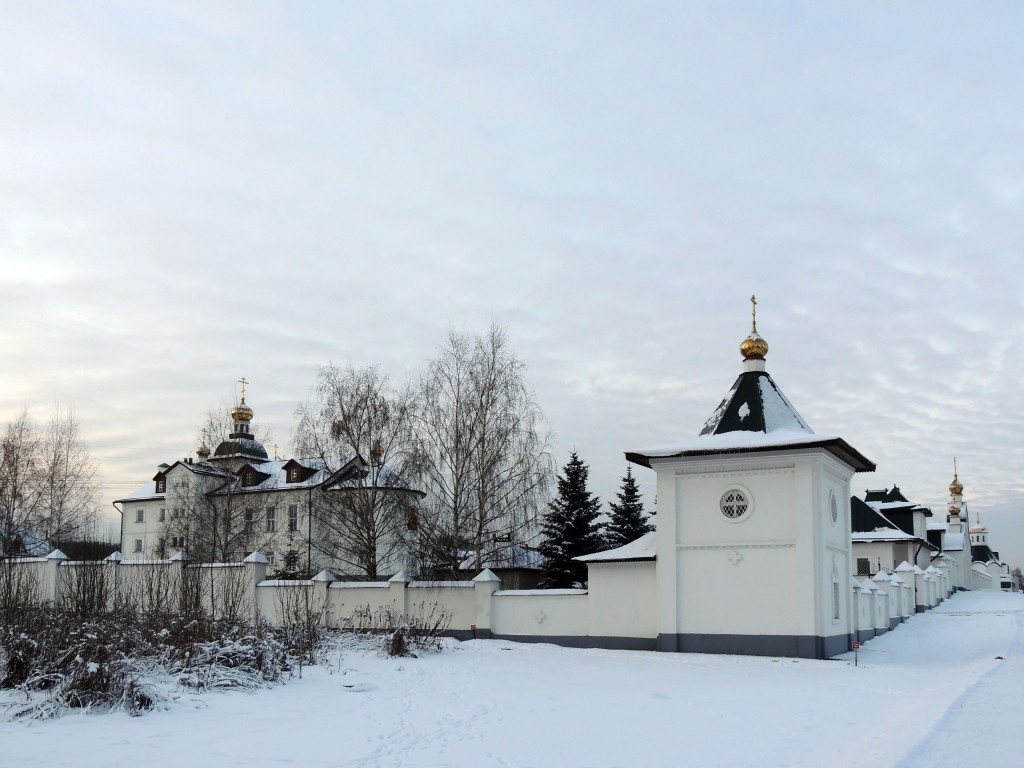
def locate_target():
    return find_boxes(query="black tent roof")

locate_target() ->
[699,370,812,436]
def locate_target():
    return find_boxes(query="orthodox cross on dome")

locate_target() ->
[238,376,249,404]
[750,294,758,334]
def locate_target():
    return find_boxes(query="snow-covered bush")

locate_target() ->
[347,601,451,657]
[0,607,290,719]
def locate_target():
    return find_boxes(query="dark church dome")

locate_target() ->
[213,436,269,460]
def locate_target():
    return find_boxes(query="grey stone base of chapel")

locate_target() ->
[489,634,657,651]
[479,632,853,658]
[658,632,853,659]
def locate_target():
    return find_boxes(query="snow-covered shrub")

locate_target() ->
[274,585,324,665]
[0,607,290,719]
[346,601,451,657]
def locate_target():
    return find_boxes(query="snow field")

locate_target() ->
[2,591,1021,768]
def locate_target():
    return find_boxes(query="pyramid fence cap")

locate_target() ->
[473,568,501,583]
[104,551,125,562]
[312,569,338,582]
[46,549,68,560]
[243,552,269,564]
[388,570,412,583]
[169,550,191,562]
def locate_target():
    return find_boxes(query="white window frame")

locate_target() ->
[135,509,145,523]
[719,487,753,522]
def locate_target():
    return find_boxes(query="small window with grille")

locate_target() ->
[719,489,750,520]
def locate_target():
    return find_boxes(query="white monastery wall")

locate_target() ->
[586,561,657,639]
[491,590,589,638]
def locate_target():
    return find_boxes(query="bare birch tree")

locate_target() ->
[1,407,100,556]
[0,410,42,556]
[37,407,99,547]
[416,324,552,577]
[295,364,421,580]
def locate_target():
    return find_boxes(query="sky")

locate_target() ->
[2,2,1022,564]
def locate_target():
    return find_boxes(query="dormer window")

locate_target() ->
[288,467,300,483]
[155,477,166,494]
[244,471,255,486]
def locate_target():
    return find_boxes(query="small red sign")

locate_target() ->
[853,642,861,650]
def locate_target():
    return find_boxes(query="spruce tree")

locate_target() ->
[539,451,604,588]
[604,466,653,549]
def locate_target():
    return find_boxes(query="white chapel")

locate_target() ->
[624,297,875,658]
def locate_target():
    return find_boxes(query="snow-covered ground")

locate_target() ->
[3,590,1021,768]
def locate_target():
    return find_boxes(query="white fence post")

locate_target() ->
[473,569,501,639]
[389,570,411,617]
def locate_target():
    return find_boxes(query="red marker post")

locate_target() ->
[853,641,860,666]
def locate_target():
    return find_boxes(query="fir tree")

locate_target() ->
[538,451,604,588]
[604,466,653,549]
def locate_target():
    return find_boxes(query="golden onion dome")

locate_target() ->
[949,474,963,497]
[948,503,960,517]
[740,332,768,361]
[231,401,254,423]
[196,441,211,459]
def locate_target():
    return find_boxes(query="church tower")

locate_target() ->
[207,378,270,472]
[627,298,875,659]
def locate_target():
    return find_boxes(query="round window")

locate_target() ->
[720,489,750,519]
[830,493,838,524]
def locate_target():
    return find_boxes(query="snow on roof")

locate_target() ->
[627,429,874,472]
[117,480,162,502]
[870,500,918,512]
[635,428,825,456]
[852,528,917,543]
[757,375,813,433]
[576,531,657,562]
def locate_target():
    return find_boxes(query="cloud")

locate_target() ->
[1,2,1022,563]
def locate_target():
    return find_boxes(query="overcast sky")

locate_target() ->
[2,2,1022,565]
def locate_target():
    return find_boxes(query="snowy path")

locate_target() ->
[2,591,1021,768]
[894,593,1024,768]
